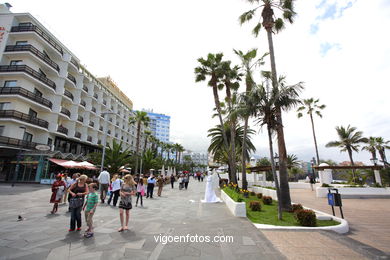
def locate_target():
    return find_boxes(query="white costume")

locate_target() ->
[201,170,221,203]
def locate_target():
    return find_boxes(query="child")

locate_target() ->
[83,183,98,238]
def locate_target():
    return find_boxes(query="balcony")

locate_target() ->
[89,121,94,127]
[77,115,83,123]
[64,89,74,101]
[80,100,86,107]
[0,65,56,90]
[70,57,79,70]
[0,110,48,128]
[57,125,68,135]
[93,93,98,100]
[103,100,107,106]
[0,135,45,150]
[67,73,76,85]
[107,130,111,135]
[82,86,88,93]
[99,126,103,131]
[108,118,113,122]
[5,45,60,72]
[74,131,81,138]
[0,87,52,109]
[91,107,96,113]
[11,24,63,55]
[60,107,71,117]
[87,136,92,142]
[100,114,104,119]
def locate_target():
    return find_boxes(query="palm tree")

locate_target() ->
[326,125,368,182]
[287,154,299,169]
[195,53,236,183]
[129,111,150,173]
[234,48,267,190]
[362,137,378,162]
[375,137,390,167]
[240,0,297,211]
[143,130,152,154]
[297,98,326,164]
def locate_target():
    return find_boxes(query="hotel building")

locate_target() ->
[0,4,143,182]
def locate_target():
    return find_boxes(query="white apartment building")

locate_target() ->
[0,4,143,182]
[183,151,208,166]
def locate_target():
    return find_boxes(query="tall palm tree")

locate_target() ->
[362,137,378,162]
[240,0,297,211]
[143,130,152,155]
[129,111,150,173]
[375,137,390,167]
[326,125,368,182]
[297,98,326,164]
[195,53,236,183]
[234,48,267,190]
[287,154,299,169]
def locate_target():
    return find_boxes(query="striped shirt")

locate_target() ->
[85,192,98,212]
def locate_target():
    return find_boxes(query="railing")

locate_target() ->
[74,132,81,138]
[89,121,94,127]
[80,100,86,107]
[91,107,96,113]
[11,24,63,55]
[93,93,98,99]
[0,109,49,128]
[5,45,60,71]
[67,73,76,85]
[64,89,74,101]
[0,135,45,150]
[70,57,79,69]
[60,107,71,117]
[87,136,92,142]
[0,87,52,109]
[57,125,68,135]
[0,65,56,90]
[77,115,83,122]
[82,86,88,93]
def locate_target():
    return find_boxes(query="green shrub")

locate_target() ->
[262,196,272,205]
[237,197,243,202]
[256,193,263,199]
[249,201,262,211]
[250,191,256,196]
[294,209,317,227]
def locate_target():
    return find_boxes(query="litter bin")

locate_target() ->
[328,188,344,219]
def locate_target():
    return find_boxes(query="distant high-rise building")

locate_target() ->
[143,110,170,143]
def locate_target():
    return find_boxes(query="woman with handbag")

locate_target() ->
[50,174,66,214]
[135,175,144,207]
[118,174,136,232]
[68,174,89,231]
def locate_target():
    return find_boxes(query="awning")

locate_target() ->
[49,158,98,170]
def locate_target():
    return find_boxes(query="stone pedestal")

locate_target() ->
[374,170,382,186]
[319,169,333,184]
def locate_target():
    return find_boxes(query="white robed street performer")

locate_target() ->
[201,170,221,203]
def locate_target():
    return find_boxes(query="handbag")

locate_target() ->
[69,197,84,209]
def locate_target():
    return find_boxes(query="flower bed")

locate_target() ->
[221,189,246,217]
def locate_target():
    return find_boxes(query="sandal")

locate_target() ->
[118,227,124,232]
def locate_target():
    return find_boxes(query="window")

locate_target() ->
[3,80,17,88]
[0,126,4,136]
[33,88,42,97]
[47,138,52,147]
[16,41,28,46]
[0,102,10,110]
[23,132,33,142]
[10,60,23,66]
[19,22,32,26]
[28,108,37,118]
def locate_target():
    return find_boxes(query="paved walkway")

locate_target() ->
[0,181,387,259]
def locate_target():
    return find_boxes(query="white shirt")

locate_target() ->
[98,171,110,184]
[111,179,123,191]
[66,178,77,188]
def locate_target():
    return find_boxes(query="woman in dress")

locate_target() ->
[135,175,145,207]
[68,174,89,231]
[118,174,136,232]
[50,174,66,214]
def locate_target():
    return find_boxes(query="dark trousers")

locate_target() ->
[171,181,174,189]
[198,176,201,182]
[136,192,143,206]
[147,183,154,198]
[184,182,189,189]
[108,190,120,206]
[70,206,82,230]
[100,184,109,202]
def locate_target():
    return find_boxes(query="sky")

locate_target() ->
[9,0,390,163]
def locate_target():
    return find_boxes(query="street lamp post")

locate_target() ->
[310,157,317,179]
[100,111,115,172]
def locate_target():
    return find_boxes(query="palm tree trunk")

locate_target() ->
[266,27,291,211]
[347,148,356,182]
[267,124,282,220]
[225,86,238,185]
[135,121,141,174]
[310,113,320,164]
[241,116,249,190]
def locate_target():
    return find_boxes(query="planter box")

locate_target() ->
[316,187,390,198]
[251,186,278,201]
[221,189,246,217]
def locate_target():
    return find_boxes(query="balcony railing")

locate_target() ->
[0,110,49,128]
[0,87,52,109]
[74,132,81,138]
[64,89,74,101]
[60,107,71,117]
[77,115,83,123]
[11,24,63,55]
[89,121,94,127]
[91,107,96,113]
[80,100,86,107]
[57,125,68,135]
[87,136,92,142]
[70,57,79,69]
[0,65,56,90]
[82,86,88,93]
[5,45,60,71]
[67,73,76,85]
[0,135,45,150]
[93,93,98,99]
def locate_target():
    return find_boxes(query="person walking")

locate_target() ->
[184,174,189,190]
[118,174,136,232]
[170,174,175,189]
[157,175,164,196]
[178,174,184,190]
[309,174,316,191]
[146,174,156,198]
[108,174,122,206]
[66,174,78,211]
[68,174,89,232]
[62,173,70,204]
[135,175,145,207]
[98,167,110,203]
[83,183,98,238]
[50,174,66,214]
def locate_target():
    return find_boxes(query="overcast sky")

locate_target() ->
[10,0,390,163]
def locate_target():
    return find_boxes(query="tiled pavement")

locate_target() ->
[0,181,388,259]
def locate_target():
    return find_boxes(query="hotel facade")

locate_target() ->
[0,4,144,182]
